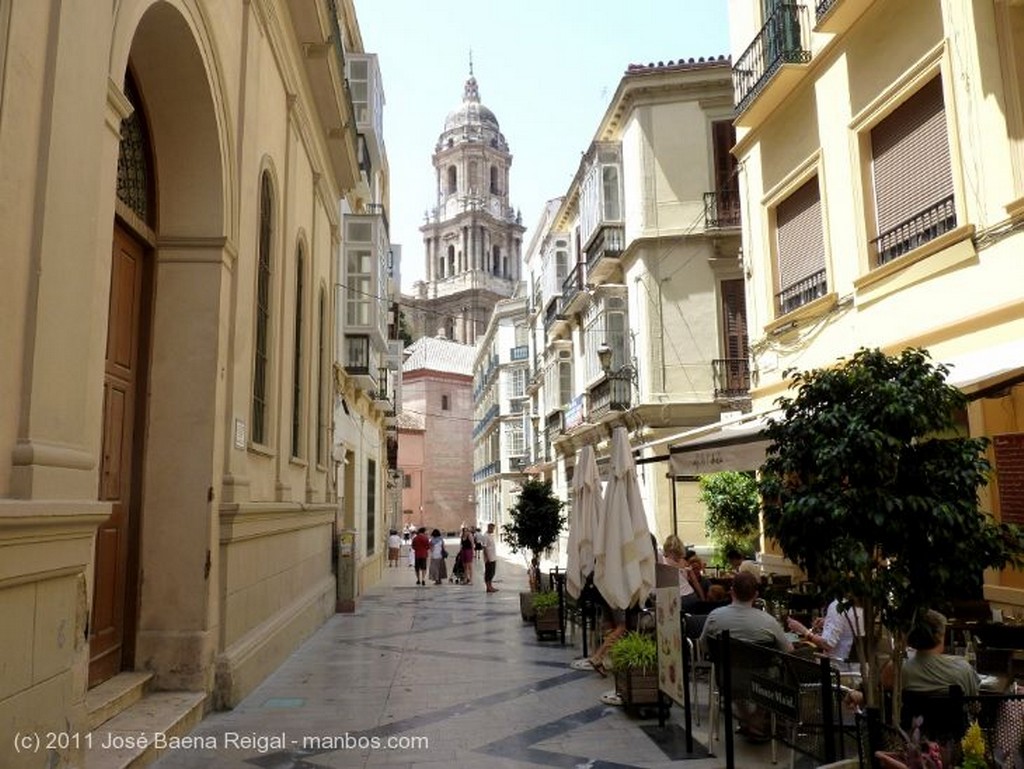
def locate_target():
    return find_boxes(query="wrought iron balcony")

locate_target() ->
[560,262,586,315]
[703,189,742,229]
[510,345,529,361]
[871,196,956,267]
[816,0,838,19]
[543,301,560,335]
[733,4,811,114]
[473,460,500,483]
[588,375,631,419]
[775,268,827,316]
[545,411,564,449]
[585,224,625,275]
[712,358,751,399]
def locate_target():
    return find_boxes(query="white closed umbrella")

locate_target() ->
[566,445,602,600]
[593,426,656,610]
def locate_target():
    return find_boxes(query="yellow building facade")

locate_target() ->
[0,1,384,766]
[727,0,1024,599]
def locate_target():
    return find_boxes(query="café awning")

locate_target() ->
[668,412,775,477]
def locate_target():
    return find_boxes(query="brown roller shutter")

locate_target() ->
[775,176,824,290]
[871,77,953,234]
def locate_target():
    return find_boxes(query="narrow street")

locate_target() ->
[151,550,792,769]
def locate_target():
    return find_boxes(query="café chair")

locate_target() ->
[682,614,711,725]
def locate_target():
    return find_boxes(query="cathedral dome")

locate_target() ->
[443,75,500,132]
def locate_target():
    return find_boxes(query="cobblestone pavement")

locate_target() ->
[152,549,824,769]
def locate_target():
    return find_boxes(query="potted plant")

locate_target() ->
[502,478,566,621]
[609,631,659,715]
[532,590,561,639]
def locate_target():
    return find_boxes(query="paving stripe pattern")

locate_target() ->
[150,552,806,769]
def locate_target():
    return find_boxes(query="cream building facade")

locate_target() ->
[524,58,748,548]
[0,1,387,765]
[471,292,530,532]
[725,0,1024,597]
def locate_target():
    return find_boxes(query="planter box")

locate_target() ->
[520,591,536,622]
[615,667,660,715]
[534,606,560,640]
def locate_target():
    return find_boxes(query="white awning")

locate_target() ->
[939,339,1024,397]
[667,412,776,477]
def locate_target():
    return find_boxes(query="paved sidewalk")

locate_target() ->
[151,550,803,769]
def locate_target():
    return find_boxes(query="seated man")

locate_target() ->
[700,572,792,740]
[901,609,979,696]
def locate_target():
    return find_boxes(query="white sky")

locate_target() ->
[354,1,731,292]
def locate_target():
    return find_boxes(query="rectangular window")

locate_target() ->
[403,473,412,489]
[507,367,527,399]
[870,76,955,266]
[505,422,525,457]
[346,248,372,326]
[366,459,377,556]
[441,394,450,411]
[775,176,826,316]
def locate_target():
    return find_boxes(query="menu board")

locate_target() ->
[994,433,1024,525]
[655,585,684,706]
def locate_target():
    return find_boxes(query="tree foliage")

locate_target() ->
[502,478,566,563]
[698,471,760,562]
[758,347,1024,713]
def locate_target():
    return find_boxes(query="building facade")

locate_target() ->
[524,57,746,548]
[404,69,525,345]
[0,1,386,765]
[398,336,477,535]
[471,293,530,531]
[725,0,1024,599]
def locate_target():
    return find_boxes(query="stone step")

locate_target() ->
[86,672,154,731]
[85,691,206,769]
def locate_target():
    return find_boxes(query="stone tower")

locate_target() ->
[406,66,525,345]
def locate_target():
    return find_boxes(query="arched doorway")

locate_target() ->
[89,71,156,687]
[94,0,228,690]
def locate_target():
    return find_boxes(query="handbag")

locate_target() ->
[441,548,448,559]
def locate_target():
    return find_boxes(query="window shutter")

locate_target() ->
[775,176,824,290]
[871,77,952,234]
[721,279,748,361]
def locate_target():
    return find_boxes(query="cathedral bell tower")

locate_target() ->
[409,64,525,345]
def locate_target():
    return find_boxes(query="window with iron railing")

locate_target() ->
[869,76,955,267]
[774,176,827,316]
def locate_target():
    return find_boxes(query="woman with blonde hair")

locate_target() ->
[663,534,706,610]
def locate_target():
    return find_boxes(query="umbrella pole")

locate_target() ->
[671,473,679,536]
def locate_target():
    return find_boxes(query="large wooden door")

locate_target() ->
[90,225,147,687]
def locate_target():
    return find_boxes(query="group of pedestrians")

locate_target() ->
[404,523,499,591]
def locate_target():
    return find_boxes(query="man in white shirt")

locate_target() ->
[481,523,498,593]
[788,598,864,661]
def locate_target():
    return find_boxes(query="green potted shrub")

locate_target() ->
[609,631,659,714]
[532,590,561,639]
[502,478,566,621]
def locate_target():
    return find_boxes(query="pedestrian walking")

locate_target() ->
[411,527,430,586]
[459,527,475,585]
[387,529,402,568]
[428,528,446,585]
[481,522,498,593]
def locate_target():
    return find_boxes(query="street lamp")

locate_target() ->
[596,341,638,386]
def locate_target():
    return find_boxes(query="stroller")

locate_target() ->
[450,552,467,584]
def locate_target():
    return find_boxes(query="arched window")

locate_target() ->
[492,245,501,275]
[316,287,326,466]
[291,244,305,458]
[253,171,274,445]
[447,166,457,194]
[445,318,455,339]
[447,244,456,276]
[468,161,478,193]
[490,165,499,195]
[116,71,155,226]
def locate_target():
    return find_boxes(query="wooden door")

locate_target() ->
[90,225,147,687]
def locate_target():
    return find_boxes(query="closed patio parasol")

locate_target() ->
[566,444,602,600]
[593,426,656,610]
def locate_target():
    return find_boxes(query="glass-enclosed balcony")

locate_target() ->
[733,4,811,123]
[343,213,390,352]
[588,376,631,419]
[579,143,624,282]
[347,53,385,166]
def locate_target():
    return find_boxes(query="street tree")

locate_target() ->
[698,470,760,565]
[503,478,566,590]
[758,347,1024,721]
